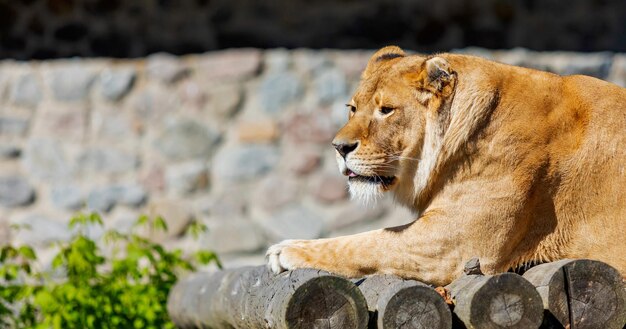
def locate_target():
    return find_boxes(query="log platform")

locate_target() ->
[522,259,626,329]
[167,260,626,329]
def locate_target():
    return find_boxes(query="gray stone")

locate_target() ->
[264,49,291,72]
[100,68,136,101]
[50,184,84,210]
[197,188,247,218]
[154,120,221,160]
[0,220,9,245]
[49,65,95,101]
[11,215,71,246]
[202,218,265,254]
[328,202,388,230]
[0,117,29,136]
[32,105,86,139]
[285,147,321,175]
[283,112,335,144]
[310,173,348,203]
[330,99,349,128]
[451,47,495,60]
[22,139,71,180]
[0,176,35,207]
[105,210,139,235]
[554,52,613,79]
[86,184,146,212]
[607,54,626,87]
[91,109,138,141]
[10,72,43,108]
[293,49,331,75]
[252,174,299,211]
[113,184,147,207]
[499,50,613,79]
[144,199,193,242]
[77,148,139,174]
[0,144,20,159]
[87,187,117,213]
[254,205,324,241]
[313,68,347,105]
[258,72,303,114]
[194,49,262,82]
[166,160,209,195]
[212,145,279,182]
[132,86,177,120]
[206,85,242,118]
[146,53,188,84]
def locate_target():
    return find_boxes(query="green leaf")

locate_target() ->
[51,254,64,269]
[135,214,149,228]
[195,250,220,266]
[186,221,208,240]
[89,212,103,226]
[153,216,168,232]
[18,246,37,260]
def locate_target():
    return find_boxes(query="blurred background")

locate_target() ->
[0,0,625,269]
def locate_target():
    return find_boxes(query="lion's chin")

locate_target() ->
[347,176,396,206]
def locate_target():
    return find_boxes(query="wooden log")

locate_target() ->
[522,259,626,329]
[446,270,543,329]
[355,275,452,329]
[167,266,369,329]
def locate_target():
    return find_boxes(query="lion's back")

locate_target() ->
[555,75,626,274]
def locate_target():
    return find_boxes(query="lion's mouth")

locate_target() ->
[346,169,395,187]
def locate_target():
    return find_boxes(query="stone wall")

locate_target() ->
[2,0,626,59]
[0,48,625,268]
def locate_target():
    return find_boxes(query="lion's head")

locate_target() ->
[333,46,459,209]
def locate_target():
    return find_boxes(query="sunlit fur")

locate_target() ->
[267,46,626,285]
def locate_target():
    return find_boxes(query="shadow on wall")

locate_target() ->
[1,0,626,59]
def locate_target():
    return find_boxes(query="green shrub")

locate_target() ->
[0,212,220,329]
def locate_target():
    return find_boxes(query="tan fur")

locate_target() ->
[266,46,626,285]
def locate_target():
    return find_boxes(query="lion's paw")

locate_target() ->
[266,239,308,274]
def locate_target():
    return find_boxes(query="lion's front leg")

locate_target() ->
[266,224,463,285]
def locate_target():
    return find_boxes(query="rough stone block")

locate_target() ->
[212,145,279,182]
[237,120,279,143]
[99,67,136,100]
[254,205,324,242]
[22,139,71,180]
[309,172,348,203]
[10,72,43,108]
[194,49,261,82]
[146,53,188,84]
[258,72,303,114]
[154,119,221,161]
[11,215,70,247]
[77,148,139,174]
[0,176,35,207]
[50,184,84,210]
[166,160,209,195]
[201,218,265,254]
[313,67,347,105]
[48,65,96,101]
[0,117,29,136]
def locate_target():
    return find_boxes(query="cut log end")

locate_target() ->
[377,283,452,329]
[459,273,544,329]
[524,259,626,329]
[285,275,369,329]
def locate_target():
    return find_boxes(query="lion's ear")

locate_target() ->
[407,56,455,96]
[362,46,406,79]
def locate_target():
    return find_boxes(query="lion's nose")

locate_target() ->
[332,140,359,158]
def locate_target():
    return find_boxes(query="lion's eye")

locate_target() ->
[380,106,394,115]
[346,104,356,113]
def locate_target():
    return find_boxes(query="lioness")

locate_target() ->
[267,46,626,285]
